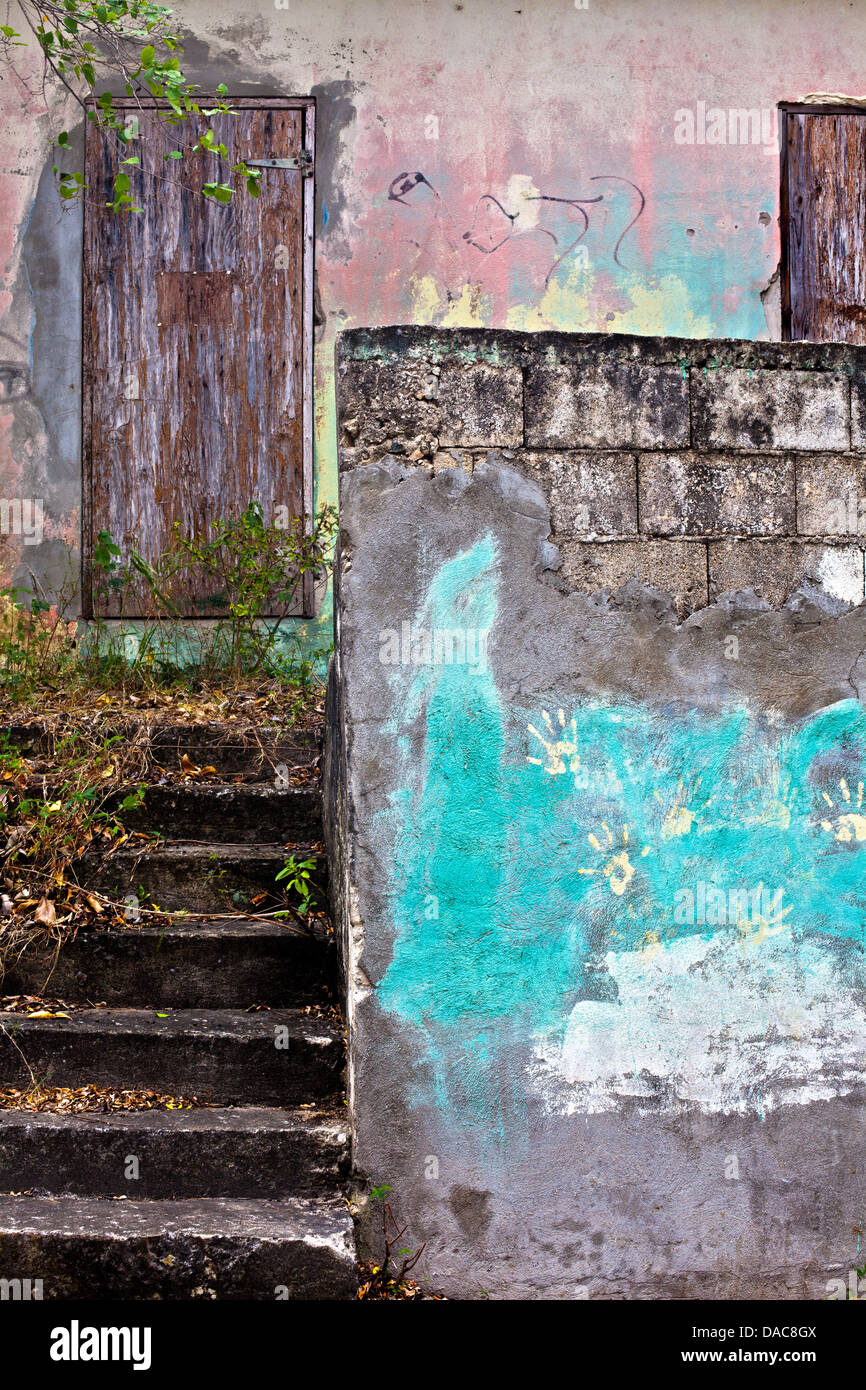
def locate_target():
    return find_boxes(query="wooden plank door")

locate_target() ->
[781,106,866,344]
[83,98,314,616]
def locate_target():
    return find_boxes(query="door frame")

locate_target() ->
[778,101,865,342]
[81,95,316,618]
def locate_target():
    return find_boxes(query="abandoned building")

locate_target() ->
[1,0,866,1302]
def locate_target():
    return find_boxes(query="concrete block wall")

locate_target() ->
[330,328,866,1300]
[338,329,866,617]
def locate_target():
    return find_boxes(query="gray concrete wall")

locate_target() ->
[332,327,866,1299]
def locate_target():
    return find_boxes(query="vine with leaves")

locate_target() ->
[0,0,260,208]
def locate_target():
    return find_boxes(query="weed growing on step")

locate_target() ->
[275,854,321,916]
[357,1183,429,1300]
[0,501,336,717]
[0,582,79,700]
[0,727,155,984]
[89,500,337,683]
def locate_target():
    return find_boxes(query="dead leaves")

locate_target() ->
[1,994,102,1017]
[0,1083,207,1113]
[356,1262,437,1301]
[1,758,32,791]
[178,754,220,781]
[34,896,56,926]
[0,678,325,751]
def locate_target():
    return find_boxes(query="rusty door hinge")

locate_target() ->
[246,151,314,176]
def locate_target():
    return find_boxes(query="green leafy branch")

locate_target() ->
[275,854,320,916]
[0,0,261,208]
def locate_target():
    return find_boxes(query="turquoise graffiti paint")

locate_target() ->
[378,539,866,1131]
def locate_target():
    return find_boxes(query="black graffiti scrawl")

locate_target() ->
[388,169,646,285]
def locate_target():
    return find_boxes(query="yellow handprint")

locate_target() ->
[820,778,866,844]
[577,821,650,896]
[527,709,580,776]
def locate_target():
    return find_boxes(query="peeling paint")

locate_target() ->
[378,534,866,1133]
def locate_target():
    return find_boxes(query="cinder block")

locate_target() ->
[437,363,524,447]
[639,452,794,536]
[521,451,637,536]
[525,363,689,449]
[709,539,865,606]
[559,539,708,615]
[851,375,866,448]
[691,368,849,451]
[797,456,866,536]
[337,359,441,449]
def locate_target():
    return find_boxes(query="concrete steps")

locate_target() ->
[0,1195,355,1300]
[0,721,356,1299]
[2,720,320,777]
[5,921,335,1007]
[84,843,327,914]
[0,1105,349,1198]
[112,783,322,843]
[0,1007,344,1106]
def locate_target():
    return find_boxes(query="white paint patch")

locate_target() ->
[504,174,542,232]
[816,546,864,605]
[530,929,866,1116]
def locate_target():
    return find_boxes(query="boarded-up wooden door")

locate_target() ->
[83,98,314,616]
[781,106,866,344]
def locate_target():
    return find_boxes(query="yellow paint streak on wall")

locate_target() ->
[506,259,594,332]
[606,273,714,339]
[408,274,491,328]
[506,268,714,339]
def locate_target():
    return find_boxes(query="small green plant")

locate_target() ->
[0,582,78,697]
[89,500,337,684]
[275,854,319,916]
[358,1183,426,1300]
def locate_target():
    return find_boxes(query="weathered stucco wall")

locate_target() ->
[4,0,866,616]
[332,326,866,1298]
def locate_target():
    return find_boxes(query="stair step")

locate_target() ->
[5,921,335,1007]
[144,725,320,777]
[0,1104,349,1198]
[113,784,322,843]
[82,844,327,914]
[0,1008,344,1106]
[0,1194,356,1299]
[2,721,319,778]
